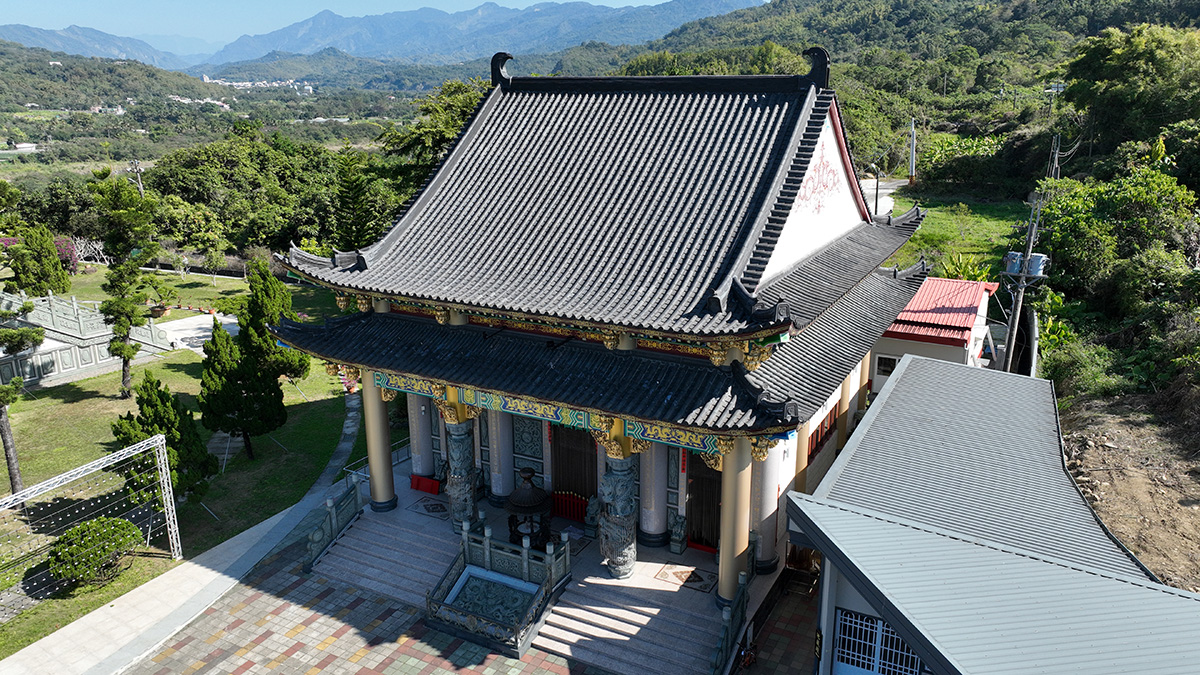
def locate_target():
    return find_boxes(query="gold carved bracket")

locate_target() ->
[743,342,773,372]
[707,341,734,367]
[335,293,351,310]
[380,387,397,402]
[588,414,624,458]
[590,429,624,459]
[356,295,372,312]
[751,436,773,462]
[630,438,650,454]
[431,398,482,424]
[433,307,451,325]
[699,451,723,471]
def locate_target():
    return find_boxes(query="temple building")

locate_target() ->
[271,49,926,623]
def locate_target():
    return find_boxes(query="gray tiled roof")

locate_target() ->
[271,266,924,433]
[749,268,926,421]
[814,356,1148,577]
[789,496,1200,675]
[285,72,874,336]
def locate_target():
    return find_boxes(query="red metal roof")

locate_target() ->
[883,277,997,347]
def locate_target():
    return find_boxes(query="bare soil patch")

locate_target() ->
[1060,394,1200,591]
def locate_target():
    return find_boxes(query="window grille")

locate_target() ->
[835,609,924,675]
[809,407,840,460]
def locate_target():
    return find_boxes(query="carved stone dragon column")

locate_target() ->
[599,455,638,579]
[434,396,482,530]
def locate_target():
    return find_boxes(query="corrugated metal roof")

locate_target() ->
[270,269,926,433]
[285,74,883,336]
[894,278,995,329]
[788,496,1200,675]
[816,356,1147,577]
[883,278,996,346]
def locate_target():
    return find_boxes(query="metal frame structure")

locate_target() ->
[0,434,181,560]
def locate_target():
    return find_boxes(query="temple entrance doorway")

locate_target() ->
[686,452,721,551]
[550,424,597,522]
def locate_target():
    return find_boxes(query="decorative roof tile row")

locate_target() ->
[286,72,863,337]
[271,267,924,433]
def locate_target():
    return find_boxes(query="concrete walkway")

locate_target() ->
[0,394,361,675]
[157,313,239,354]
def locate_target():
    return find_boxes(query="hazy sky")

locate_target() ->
[5,1,661,44]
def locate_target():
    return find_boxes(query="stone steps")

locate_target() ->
[540,612,713,674]
[531,574,722,675]
[311,510,459,608]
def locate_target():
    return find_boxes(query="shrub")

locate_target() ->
[47,517,143,586]
[1111,242,1192,318]
[1040,340,1128,399]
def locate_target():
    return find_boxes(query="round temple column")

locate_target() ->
[488,410,515,507]
[407,394,434,477]
[599,455,638,579]
[445,420,477,528]
[795,420,812,494]
[837,378,853,450]
[362,371,396,512]
[717,437,752,605]
[858,351,872,411]
[638,442,669,547]
[753,439,784,574]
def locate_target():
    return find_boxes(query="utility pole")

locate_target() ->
[908,118,917,187]
[1002,134,1060,373]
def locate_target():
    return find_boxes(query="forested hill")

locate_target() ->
[0,41,227,110]
[655,0,1200,60]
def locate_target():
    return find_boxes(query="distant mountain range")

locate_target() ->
[205,0,759,65]
[0,0,760,74]
[0,24,191,69]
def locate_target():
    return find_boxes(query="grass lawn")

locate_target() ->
[176,365,346,556]
[6,350,206,493]
[888,195,1030,274]
[0,351,349,655]
[68,267,341,325]
[0,552,178,660]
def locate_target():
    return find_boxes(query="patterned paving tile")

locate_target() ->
[124,537,614,675]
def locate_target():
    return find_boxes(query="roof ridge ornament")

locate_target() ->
[491,52,514,88]
[803,47,830,89]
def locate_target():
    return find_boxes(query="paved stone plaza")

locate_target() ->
[126,537,614,675]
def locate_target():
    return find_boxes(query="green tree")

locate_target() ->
[330,149,398,251]
[198,319,285,460]
[1041,166,1198,304]
[111,371,217,500]
[0,302,44,494]
[376,78,489,186]
[5,221,70,296]
[91,172,158,399]
[238,259,310,381]
[1063,24,1200,153]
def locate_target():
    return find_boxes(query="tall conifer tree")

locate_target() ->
[112,371,216,500]
[198,319,284,460]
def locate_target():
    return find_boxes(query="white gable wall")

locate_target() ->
[761,117,867,285]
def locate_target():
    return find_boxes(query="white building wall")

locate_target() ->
[871,336,967,392]
[760,118,866,285]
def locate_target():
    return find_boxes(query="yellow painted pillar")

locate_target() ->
[858,351,872,411]
[794,420,812,494]
[362,370,396,511]
[836,378,853,451]
[717,437,752,605]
